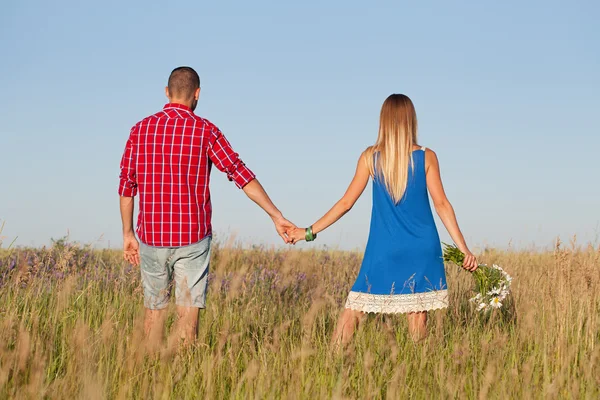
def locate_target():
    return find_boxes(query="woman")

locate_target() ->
[288,94,478,344]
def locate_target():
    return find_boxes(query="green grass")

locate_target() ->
[0,238,599,399]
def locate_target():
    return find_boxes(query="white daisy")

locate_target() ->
[470,293,482,303]
[490,297,502,309]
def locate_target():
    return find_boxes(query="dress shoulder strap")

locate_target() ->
[420,147,428,171]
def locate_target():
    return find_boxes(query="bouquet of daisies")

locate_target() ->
[443,244,513,312]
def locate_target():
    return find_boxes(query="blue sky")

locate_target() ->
[1,1,599,250]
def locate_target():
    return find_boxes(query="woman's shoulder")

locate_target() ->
[421,147,441,173]
[362,145,377,154]
[361,146,378,162]
[418,146,437,157]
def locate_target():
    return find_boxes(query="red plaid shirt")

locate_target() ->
[118,103,256,247]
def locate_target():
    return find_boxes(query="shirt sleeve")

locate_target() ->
[118,125,138,197]
[207,127,256,189]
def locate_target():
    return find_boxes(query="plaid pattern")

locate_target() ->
[119,103,255,247]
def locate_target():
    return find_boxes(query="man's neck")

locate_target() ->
[168,99,193,109]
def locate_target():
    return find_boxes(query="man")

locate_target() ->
[118,66,294,342]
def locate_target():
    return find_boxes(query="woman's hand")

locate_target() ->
[460,248,478,272]
[288,227,306,245]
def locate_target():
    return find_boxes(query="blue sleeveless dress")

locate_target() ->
[345,148,448,314]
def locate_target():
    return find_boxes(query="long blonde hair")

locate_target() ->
[365,94,418,204]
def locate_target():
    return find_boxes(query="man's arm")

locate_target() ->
[242,179,295,243]
[207,127,295,243]
[206,127,256,189]
[119,125,140,265]
[120,196,140,265]
[120,196,135,235]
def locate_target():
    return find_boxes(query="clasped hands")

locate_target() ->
[273,216,310,245]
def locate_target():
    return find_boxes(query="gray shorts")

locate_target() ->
[139,236,211,310]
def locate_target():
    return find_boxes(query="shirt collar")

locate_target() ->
[163,103,193,112]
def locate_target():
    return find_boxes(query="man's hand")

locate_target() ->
[120,196,139,265]
[123,233,140,266]
[273,216,296,244]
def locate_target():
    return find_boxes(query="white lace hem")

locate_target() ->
[344,290,449,314]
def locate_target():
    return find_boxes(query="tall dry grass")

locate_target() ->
[0,237,599,399]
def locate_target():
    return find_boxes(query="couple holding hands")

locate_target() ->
[119,67,477,345]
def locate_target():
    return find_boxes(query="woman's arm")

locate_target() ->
[425,149,478,271]
[289,152,371,243]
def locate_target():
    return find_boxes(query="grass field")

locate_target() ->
[1,237,599,399]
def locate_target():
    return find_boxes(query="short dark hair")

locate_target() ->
[167,67,200,100]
